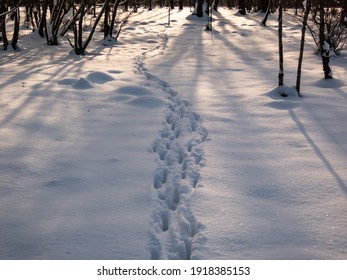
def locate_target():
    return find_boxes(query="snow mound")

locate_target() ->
[86,71,115,84]
[116,85,153,96]
[127,96,165,108]
[57,78,78,86]
[263,86,301,110]
[264,85,300,100]
[72,78,93,90]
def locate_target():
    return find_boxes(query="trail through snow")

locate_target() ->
[133,28,208,259]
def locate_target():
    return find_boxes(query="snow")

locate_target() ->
[1,7,347,260]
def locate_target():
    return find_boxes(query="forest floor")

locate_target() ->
[0,7,347,259]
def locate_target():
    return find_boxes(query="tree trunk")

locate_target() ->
[259,0,268,13]
[213,0,219,11]
[0,3,9,50]
[239,0,246,15]
[109,0,121,38]
[319,0,332,79]
[104,1,110,39]
[78,0,86,50]
[50,0,67,45]
[11,7,20,50]
[38,0,48,38]
[278,0,285,92]
[261,0,272,26]
[296,0,311,96]
[196,0,204,17]
[80,0,111,54]
[179,0,183,10]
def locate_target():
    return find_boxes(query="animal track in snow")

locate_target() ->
[133,32,208,259]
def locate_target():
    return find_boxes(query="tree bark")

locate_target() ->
[104,1,110,39]
[259,0,268,13]
[196,0,204,17]
[239,0,246,15]
[80,0,111,54]
[278,0,284,88]
[213,0,219,12]
[179,0,183,10]
[38,0,48,38]
[296,0,311,96]
[109,0,121,39]
[343,0,347,27]
[319,0,332,79]
[261,0,272,26]
[11,7,20,50]
[0,2,9,50]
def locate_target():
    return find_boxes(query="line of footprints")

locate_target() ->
[150,87,208,259]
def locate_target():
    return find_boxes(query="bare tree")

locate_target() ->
[69,0,111,55]
[259,0,268,13]
[239,0,246,15]
[11,2,20,50]
[344,0,347,27]
[48,0,70,45]
[0,1,9,50]
[278,0,285,95]
[319,0,332,79]
[261,0,272,26]
[1,0,22,50]
[296,0,311,96]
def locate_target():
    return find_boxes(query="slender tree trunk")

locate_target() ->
[11,6,20,50]
[179,0,184,10]
[205,0,210,15]
[319,0,332,79]
[78,0,86,50]
[278,0,284,90]
[196,0,204,17]
[343,0,347,27]
[259,0,268,13]
[238,0,246,14]
[213,0,219,11]
[80,0,111,54]
[32,5,39,29]
[0,3,9,50]
[39,0,48,38]
[25,5,30,28]
[261,0,272,26]
[50,0,67,45]
[296,0,311,96]
[104,1,110,39]
[109,0,121,38]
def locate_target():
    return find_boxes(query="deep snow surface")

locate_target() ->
[1,7,347,260]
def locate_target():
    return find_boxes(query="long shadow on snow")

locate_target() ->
[289,109,347,196]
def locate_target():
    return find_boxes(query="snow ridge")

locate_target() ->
[134,33,208,259]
